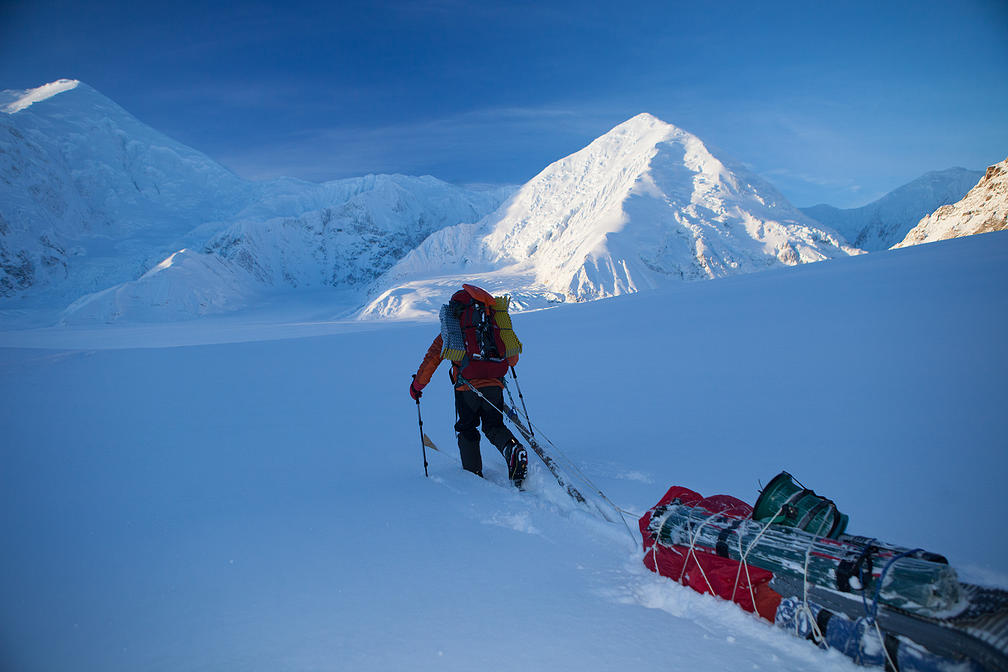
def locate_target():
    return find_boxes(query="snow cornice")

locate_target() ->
[2,79,81,114]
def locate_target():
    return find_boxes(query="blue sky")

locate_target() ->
[2,0,1006,208]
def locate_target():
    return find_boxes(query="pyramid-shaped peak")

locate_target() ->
[620,112,675,128]
[605,113,694,140]
[574,114,710,169]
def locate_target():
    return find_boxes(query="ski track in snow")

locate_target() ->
[1,232,1006,671]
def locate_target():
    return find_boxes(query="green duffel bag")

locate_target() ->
[752,471,849,539]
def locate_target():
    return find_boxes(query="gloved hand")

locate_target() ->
[409,375,423,401]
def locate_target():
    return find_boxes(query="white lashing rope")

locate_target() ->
[677,510,718,597]
[649,507,681,575]
[798,516,831,646]
[732,501,786,616]
[653,487,899,670]
[874,620,898,671]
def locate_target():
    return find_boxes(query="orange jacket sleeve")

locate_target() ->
[413,334,444,390]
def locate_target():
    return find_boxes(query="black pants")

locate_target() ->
[454,386,517,476]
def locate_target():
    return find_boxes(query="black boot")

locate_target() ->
[502,438,528,487]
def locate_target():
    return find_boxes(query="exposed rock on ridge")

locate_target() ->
[894,158,1008,248]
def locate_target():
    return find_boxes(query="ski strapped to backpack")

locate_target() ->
[439,284,521,380]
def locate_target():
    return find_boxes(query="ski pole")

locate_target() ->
[415,396,429,478]
[510,367,534,438]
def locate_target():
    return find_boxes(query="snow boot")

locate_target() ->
[503,438,528,487]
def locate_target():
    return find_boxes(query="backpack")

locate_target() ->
[439,284,522,381]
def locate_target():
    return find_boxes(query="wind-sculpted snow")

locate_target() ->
[894,158,1008,248]
[363,113,861,318]
[801,168,984,251]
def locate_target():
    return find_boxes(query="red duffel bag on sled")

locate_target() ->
[639,486,782,621]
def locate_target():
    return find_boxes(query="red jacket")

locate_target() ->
[414,333,519,392]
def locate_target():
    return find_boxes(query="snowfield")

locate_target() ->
[1,232,1006,671]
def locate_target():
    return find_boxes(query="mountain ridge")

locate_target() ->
[800,168,983,251]
[3,79,998,326]
[0,80,506,319]
[894,158,1008,248]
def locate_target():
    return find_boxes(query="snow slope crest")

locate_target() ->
[1,79,80,114]
[364,113,861,316]
[894,157,1008,248]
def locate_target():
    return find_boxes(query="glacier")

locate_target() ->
[1,230,1005,672]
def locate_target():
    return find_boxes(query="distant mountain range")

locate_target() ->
[0,79,997,324]
[800,168,983,251]
[0,80,507,321]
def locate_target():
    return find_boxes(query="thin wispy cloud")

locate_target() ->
[218,106,613,183]
[6,0,1004,208]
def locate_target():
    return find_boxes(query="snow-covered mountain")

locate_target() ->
[800,168,983,252]
[8,79,992,326]
[363,113,861,318]
[59,175,506,323]
[0,80,506,321]
[893,158,1008,248]
[0,79,254,301]
[205,175,502,289]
